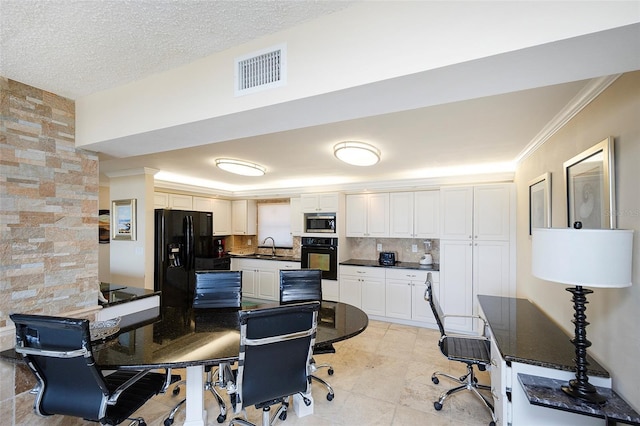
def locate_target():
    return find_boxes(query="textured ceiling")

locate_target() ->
[0,0,355,99]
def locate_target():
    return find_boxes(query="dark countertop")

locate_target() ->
[100,283,160,307]
[340,258,439,271]
[518,373,640,425]
[478,295,609,378]
[229,253,301,262]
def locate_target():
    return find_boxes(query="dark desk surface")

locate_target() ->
[478,295,608,378]
[89,300,367,370]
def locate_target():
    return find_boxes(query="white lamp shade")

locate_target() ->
[532,228,634,288]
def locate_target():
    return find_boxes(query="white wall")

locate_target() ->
[514,71,640,409]
[76,1,639,148]
[108,169,156,289]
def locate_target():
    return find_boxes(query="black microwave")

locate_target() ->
[304,213,336,233]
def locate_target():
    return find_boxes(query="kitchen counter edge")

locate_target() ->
[340,259,439,271]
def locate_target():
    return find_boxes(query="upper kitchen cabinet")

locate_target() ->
[212,199,231,236]
[389,191,439,238]
[346,193,389,237]
[289,197,302,236]
[231,199,257,235]
[440,185,511,241]
[153,192,193,210]
[300,193,340,213]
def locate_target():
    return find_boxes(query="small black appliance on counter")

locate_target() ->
[379,251,397,266]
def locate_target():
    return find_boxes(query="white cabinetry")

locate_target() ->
[192,196,213,212]
[300,193,339,213]
[169,194,193,210]
[389,191,439,238]
[289,197,302,236]
[232,200,257,235]
[212,199,231,236]
[154,192,169,209]
[345,193,389,237]
[234,258,278,301]
[385,269,439,326]
[439,184,514,332]
[338,265,385,316]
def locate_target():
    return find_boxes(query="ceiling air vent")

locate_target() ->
[235,44,287,96]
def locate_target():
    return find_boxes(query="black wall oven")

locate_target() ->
[301,237,338,280]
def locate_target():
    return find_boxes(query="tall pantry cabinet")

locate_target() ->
[439,184,515,333]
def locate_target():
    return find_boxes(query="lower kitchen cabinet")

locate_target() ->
[385,269,440,327]
[339,265,385,316]
[233,258,277,301]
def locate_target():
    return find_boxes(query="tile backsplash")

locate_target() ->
[346,238,439,264]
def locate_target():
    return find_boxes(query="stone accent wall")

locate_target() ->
[0,77,99,328]
[0,78,100,426]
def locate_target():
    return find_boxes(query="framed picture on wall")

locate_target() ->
[98,210,110,244]
[563,137,615,229]
[528,172,551,235]
[111,199,137,240]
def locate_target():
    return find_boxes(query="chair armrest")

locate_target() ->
[441,314,488,337]
[15,345,88,359]
[107,369,152,404]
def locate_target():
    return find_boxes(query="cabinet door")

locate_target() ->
[257,268,278,300]
[473,241,511,310]
[389,192,414,238]
[440,187,473,240]
[289,197,302,236]
[345,194,367,237]
[241,267,257,298]
[231,200,257,235]
[169,194,193,210]
[366,193,389,237]
[439,239,473,332]
[339,275,362,308]
[154,192,169,209]
[193,196,213,212]
[212,199,231,236]
[474,185,511,241]
[489,336,507,426]
[317,193,339,212]
[414,190,440,238]
[385,278,412,320]
[361,277,386,316]
[412,281,437,324]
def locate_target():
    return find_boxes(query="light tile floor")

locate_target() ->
[134,320,495,426]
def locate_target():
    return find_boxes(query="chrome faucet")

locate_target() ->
[262,237,276,257]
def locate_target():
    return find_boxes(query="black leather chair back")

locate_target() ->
[194,270,242,309]
[279,269,322,304]
[235,301,319,409]
[11,314,110,420]
[425,273,446,337]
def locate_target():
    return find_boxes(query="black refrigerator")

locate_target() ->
[154,209,214,308]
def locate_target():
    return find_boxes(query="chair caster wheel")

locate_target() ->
[164,418,174,426]
[327,393,334,401]
[328,368,334,375]
[139,421,147,426]
[489,422,495,426]
[217,414,226,423]
[432,377,439,385]
[172,387,180,396]
[279,411,287,421]
[434,401,443,411]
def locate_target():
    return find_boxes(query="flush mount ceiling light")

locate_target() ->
[215,158,265,176]
[334,141,380,166]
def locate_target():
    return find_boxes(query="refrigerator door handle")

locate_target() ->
[185,215,194,270]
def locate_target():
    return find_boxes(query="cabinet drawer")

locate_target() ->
[385,269,428,281]
[340,265,385,279]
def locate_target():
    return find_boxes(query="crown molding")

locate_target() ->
[515,74,621,164]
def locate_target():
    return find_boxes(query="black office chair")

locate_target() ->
[424,273,497,426]
[10,313,179,426]
[165,270,242,425]
[227,301,319,426]
[279,269,335,401]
